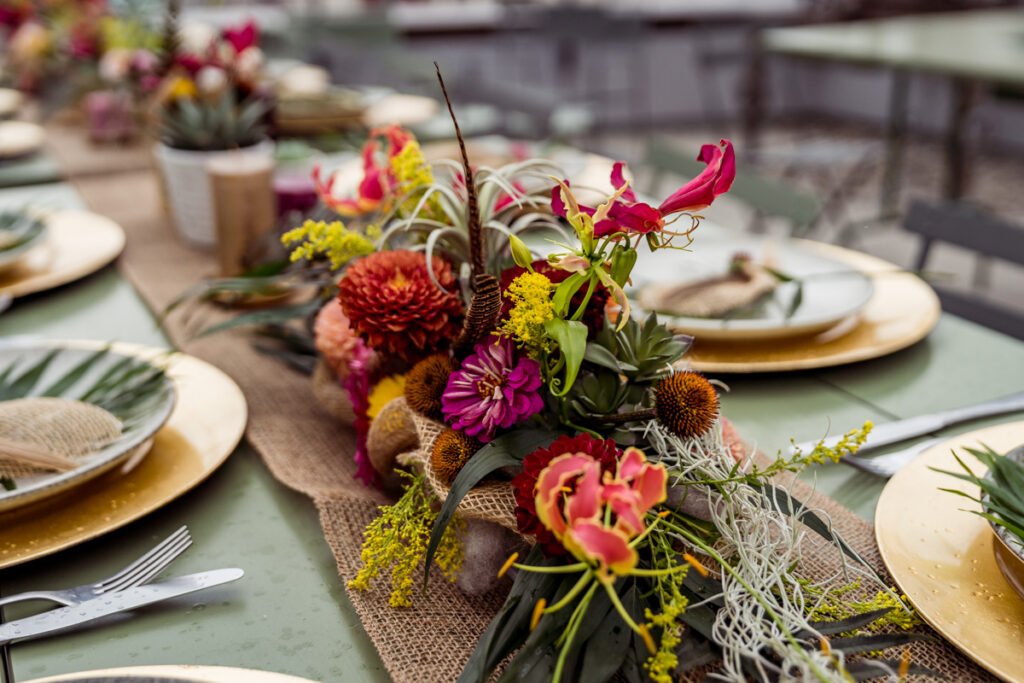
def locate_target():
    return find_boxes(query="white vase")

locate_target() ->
[154,139,275,248]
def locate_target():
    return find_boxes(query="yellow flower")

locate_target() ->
[164,76,198,102]
[348,470,463,608]
[281,219,377,270]
[367,374,406,420]
[389,140,442,219]
[500,271,554,354]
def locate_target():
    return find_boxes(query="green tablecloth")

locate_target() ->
[1,180,1023,681]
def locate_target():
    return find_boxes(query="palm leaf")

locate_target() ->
[0,346,173,433]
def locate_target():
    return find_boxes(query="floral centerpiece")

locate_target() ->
[0,0,107,94]
[153,16,273,247]
[273,70,931,682]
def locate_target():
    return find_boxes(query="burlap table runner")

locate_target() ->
[65,166,992,682]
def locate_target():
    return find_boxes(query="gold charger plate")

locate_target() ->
[0,341,247,569]
[686,240,941,373]
[28,665,314,683]
[0,209,125,298]
[875,421,1024,682]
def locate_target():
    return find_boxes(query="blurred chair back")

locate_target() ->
[906,200,1024,340]
[644,137,821,236]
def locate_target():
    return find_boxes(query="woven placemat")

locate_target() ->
[67,167,993,682]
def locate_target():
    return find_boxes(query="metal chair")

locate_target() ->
[644,136,823,237]
[905,200,1024,340]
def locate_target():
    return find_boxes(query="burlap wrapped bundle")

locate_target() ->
[364,397,521,534]
[0,397,122,478]
[311,359,355,425]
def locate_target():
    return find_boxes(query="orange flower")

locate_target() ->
[534,447,667,582]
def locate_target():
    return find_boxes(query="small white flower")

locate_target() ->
[234,46,264,83]
[179,22,217,54]
[196,66,228,95]
[99,48,131,83]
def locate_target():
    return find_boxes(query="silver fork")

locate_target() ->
[842,437,946,478]
[0,526,191,608]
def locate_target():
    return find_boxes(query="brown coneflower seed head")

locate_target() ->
[654,371,719,439]
[431,428,479,485]
[404,354,455,420]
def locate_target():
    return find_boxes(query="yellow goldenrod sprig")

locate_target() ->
[499,271,555,355]
[281,219,378,271]
[348,470,463,607]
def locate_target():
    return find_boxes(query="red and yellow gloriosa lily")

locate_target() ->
[534,447,668,582]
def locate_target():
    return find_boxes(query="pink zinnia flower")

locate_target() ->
[441,338,543,442]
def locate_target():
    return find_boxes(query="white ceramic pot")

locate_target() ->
[154,139,275,248]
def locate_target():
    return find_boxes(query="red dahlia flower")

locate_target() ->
[338,250,464,363]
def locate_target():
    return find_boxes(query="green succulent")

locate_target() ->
[564,313,690,433]
[587,312,690,383]
[159,93,269,152]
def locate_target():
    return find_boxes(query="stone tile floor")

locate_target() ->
[590,122,1024,328]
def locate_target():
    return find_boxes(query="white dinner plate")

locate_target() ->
[0,342,176,512]
[632,234,875,342]
[0,120,45,159]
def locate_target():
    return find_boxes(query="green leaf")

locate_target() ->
[583,343,637,373]
[424,428,558,586]
[545,318,588,397]
[785,281,804,320]
[40,348,110,397]
[803,608,894,636]
[577,586,635,683]
[828,632,932,655]
[551,273,587,316]
[843,660,938,681]
[0,349,60,400]
[197,300,321,337]
[458,547,564,683]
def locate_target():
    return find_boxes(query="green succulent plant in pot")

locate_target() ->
[154,87,274,248]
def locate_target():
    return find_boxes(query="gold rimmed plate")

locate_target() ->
[0,341,247,569]
[0,342,177,513]
[27,666,316,683]
[875,421,1024,682]
[682,241,941,373]
[0,209,125,299]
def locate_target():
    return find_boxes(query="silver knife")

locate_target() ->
[0,568,243,646]
[790,390,1024,456]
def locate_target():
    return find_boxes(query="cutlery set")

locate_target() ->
[0,526,243,682]
[790,390,1024,478]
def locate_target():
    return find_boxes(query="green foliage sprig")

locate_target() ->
[933,444,1024,544]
